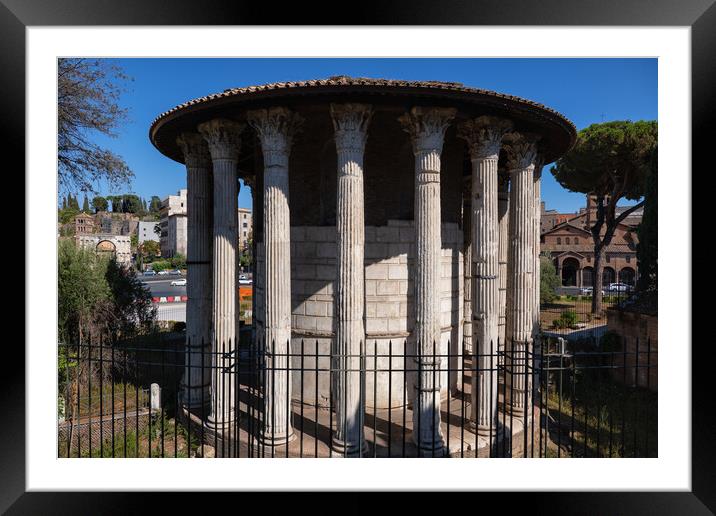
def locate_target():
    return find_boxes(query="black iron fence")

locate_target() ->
[58,334,656,458]
[539,287,636,341]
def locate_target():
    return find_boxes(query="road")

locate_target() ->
[139,275,187,298]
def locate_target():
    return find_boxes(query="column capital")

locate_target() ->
[457,115,513,160]
[176,132,211,168]
[246,107,303,167]
[330,103,373,154]
[197,118,244,161]
[399,106,456,155]
[503,132,541,171]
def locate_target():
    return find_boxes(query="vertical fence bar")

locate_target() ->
[123,344,127,458]
[460,343,465,458]
[633,337,639,458]
[388,340,393,458]
[373,341,378,458]
[300,339,304,458]
[99,340,104,458]
[314,340,319,458]
[402,342,407,458]
[645,337,652,457]
[359,339,365,459]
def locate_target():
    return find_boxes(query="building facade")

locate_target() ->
[540,195,643,287]
[76,234,132,266]
[150,76,577,456]
[159,189,188,257]
[138,220,160,245]
[237,207,252,253]
[73,212,95,235]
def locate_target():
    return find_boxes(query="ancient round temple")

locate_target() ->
[150,76,576,456]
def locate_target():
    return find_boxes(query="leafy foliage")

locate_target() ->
[58,58,133,194]
[540,254,560,304]
[552,120,657,314]
[636,146,657,293]
[58,238,155,344]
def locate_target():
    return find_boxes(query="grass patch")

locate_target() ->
[542,364,657,457]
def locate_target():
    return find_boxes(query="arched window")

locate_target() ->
[566,237,571,244]
[575,237,579,244]
[557,237,561,244]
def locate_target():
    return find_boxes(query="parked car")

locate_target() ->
[170,278,187,287]
[142,270,156,276]
[158,270,169,275]
[238,273,249,280]
[607,283,633,292]
[238,278,252,285]
[579,286,605,296]
[170,269,182,275]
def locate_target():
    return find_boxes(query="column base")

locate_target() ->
[467,420,498,438]
[331,437,368,458]
[258,429,296,448]
[415,442,449,458]
[204,414,236,431]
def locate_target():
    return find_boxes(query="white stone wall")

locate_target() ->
[254,220,463,409]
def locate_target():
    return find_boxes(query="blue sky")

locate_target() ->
[84,58,657,213]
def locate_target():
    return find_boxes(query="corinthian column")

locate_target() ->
[503,132,539,416]
[532,158,544,342]
[497,171,510,357]
[247,107,302,446]
[458,116,512,436]
[176,132,213,413]
[399,106,456,456]
[462,178,472,356]
[330,103,372,456]
[197,118,243,430]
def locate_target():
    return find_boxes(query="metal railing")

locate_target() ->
[58,331,656,458]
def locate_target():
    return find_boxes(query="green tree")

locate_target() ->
[92,196,108,213]
[171,253,186,270]
[138,240,160,261]
[58,238,155,344]
[552,120,657,315]
[149,196,162,214]
[123,194,143,213]
[58,58,133,194]
[636,146,657,294]
[540,254,560,304]
[82,194,90,212]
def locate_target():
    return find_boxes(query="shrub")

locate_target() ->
[172,321,186,333]
[555,309,578,329]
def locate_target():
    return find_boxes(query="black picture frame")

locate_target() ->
[4,0,708,512]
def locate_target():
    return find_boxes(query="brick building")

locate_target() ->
[237,207,252,253]
[541,195,643,287]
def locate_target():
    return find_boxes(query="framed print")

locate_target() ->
[4,0,710,512]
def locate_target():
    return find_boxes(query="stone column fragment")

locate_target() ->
[503,132,539,415]
[399,106,456,456]
[247,107,302,446]
[330,103,372,456]
[177,132,213,413]
[458,116,512,436]
[197,118,243,429]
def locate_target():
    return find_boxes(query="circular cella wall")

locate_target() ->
[150,76,576,411]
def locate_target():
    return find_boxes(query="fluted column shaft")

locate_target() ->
[504,134,538,415]
[498,175,510,354]
[458,116,512,436]
[248,107,302,446]
[462,192,472,356]
[532,164,543,340]
[198,119,243,429]
[400,106,455,456]
[177,133,213,411]
[330,104,372,456]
